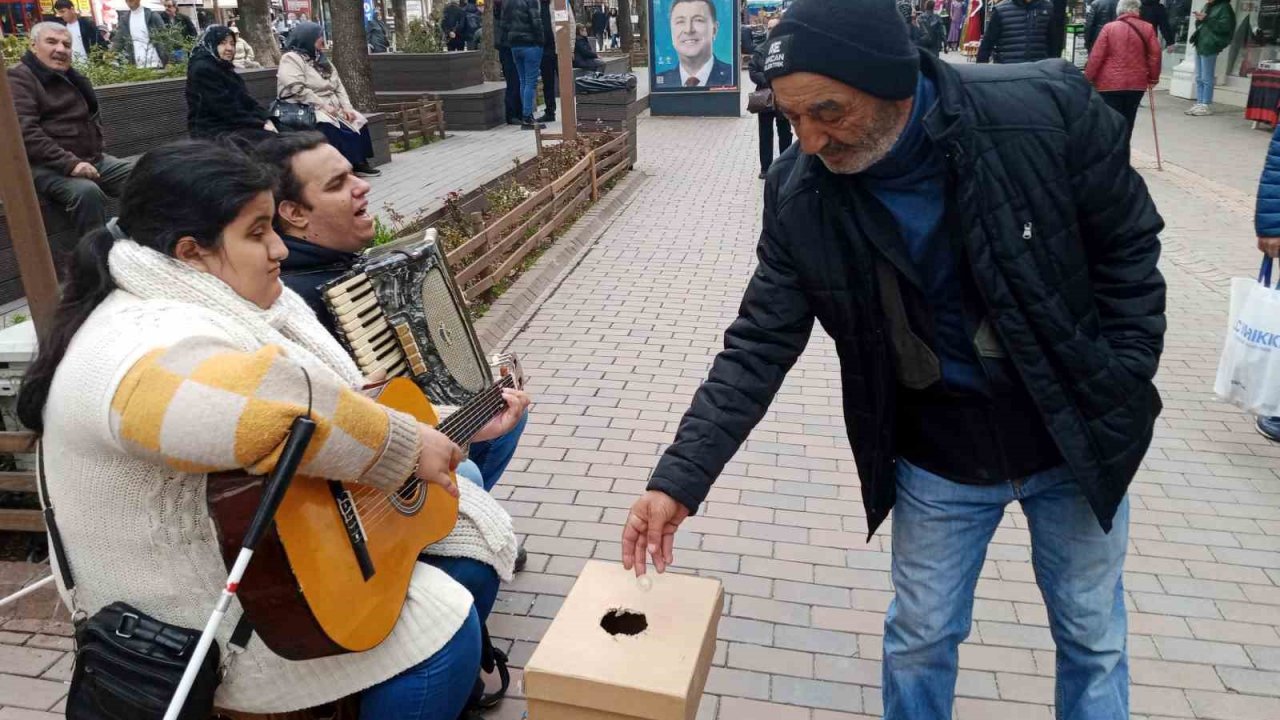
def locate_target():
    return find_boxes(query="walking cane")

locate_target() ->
[163,413,317,720]
[1148,87,1164,171]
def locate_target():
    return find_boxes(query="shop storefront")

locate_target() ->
[1169,0,1280,106]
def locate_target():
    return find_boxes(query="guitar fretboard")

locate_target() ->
[436,374,516,446]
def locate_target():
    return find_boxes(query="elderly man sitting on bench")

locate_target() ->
[9,22,135,238]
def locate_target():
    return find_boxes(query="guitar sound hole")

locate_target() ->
[389,478,426,515]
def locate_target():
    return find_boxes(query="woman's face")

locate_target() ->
[179,191,288,310]
[314,36,326,52]
[217,36,235,61]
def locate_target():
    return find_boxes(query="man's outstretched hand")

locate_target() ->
[622,490,690,576]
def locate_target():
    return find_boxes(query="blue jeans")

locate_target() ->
[1196,52,1217,105]
[883,460,1129,720]
[467,411,528,491]
[511,45,544,119]
[360,608,481,720]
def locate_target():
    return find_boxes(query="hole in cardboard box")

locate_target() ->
[601,608,647,636]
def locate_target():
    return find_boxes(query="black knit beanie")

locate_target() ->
[762,0,920,101]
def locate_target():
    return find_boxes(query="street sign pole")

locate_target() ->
[0,53,60,333]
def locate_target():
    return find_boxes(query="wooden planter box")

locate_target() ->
[446,131,631,302]
[371,51,484,93]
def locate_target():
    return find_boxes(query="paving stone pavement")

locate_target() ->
[1,91,1278,719]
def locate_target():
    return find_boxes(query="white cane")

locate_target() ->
[163,415,316,720]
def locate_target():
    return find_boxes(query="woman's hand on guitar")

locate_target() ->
[415,424,464,498]
[472,388,532,443]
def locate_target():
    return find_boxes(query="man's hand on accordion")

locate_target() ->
[472,388,532,443]
[414,424,465,499]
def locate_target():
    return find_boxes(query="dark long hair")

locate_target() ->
[17,141,276,434]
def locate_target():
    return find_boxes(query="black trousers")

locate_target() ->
[447,35,466,51]
[758,110,794,173]
[1101,90,1143,164]
[540,50,558,116]
[499,47,521,122]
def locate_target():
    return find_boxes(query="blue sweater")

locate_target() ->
[861,75,986,394]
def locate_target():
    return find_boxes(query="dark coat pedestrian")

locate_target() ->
[1139,0,1175,46]
[748,28,792,176]
[1085,0,1118,50]
[977,0,1057,63]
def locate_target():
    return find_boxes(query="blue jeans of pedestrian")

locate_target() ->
[360,608,481,720]
[883,460,1129,720]
[1196,52,1217,105]
[511,45,544,119]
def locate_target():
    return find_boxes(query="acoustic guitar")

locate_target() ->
[206,356,522,661]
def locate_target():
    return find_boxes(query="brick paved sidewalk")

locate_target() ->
[1,100,1278,719]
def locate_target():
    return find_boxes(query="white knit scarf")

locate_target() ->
[108,239,363,387]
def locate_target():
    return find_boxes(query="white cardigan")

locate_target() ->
[41,290,477,713]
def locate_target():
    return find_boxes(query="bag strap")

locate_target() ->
[1119,17,1154,59]
[36,442,75,593]
[1260,255,1275,287]
[36,442,254,651]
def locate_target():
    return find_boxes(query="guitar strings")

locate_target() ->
[349,375,517,528]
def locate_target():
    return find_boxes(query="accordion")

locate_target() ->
[321,231,492,406]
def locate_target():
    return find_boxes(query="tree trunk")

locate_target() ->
[636,0,647,52]
[329,0,378,112]
[482,0,500,81]
[617,0,632,51]
[391,0,409,48]
[238,0,280,66]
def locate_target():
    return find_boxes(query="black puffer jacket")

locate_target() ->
[1085,0,1118,50]
[647,52,1165,536]
[1140,0,1175,46]
[500,0,542,47]
[977,0,1056,63]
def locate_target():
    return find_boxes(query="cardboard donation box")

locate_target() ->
[524,560,724,720]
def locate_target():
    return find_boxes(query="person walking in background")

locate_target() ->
[912,5,945,55]
[538,0,558,123]
[591,5,608,50]
[187,25,273,140]
[1085,0,1117,51]
[609,8,620,48]
[1139,0,1175,47]
[111,0,168,67]
[464,0,483,50]
[443,0,467,51]
[947,0,965,52]
[10,22,134,238]
[937,0,951,51]
[277,22,381,177]
[1252,123,1280,442]
[366,15,390,52]
[747,17,791,179]
[976,0,1057,64]
[1186,0,1234,116]
[160,0,197,41]
[494,0,522,125]
[499,0,545,129]
[1085,0,1159,162]
[52,0,105,62]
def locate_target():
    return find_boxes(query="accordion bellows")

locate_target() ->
[321,231,493,406]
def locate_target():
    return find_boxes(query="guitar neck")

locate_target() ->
[436,375,514,446]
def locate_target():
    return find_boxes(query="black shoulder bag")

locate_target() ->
[37,446,252,720]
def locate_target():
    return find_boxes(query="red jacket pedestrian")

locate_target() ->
[1085,9,1161,92]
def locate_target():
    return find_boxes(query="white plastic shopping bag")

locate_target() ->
[1214,256,1280,416]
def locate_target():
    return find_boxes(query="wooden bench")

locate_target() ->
[377,97,448,151]
[0,431,38,534]
[380,82,508,131]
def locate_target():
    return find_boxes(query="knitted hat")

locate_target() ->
[762,0,920,101]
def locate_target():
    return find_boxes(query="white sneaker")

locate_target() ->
[1184,104,1202,115]
[1190,104,1214,116]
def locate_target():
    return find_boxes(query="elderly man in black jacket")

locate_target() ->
[622,0,1164,718]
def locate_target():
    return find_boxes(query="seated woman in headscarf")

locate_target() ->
[276,21,381,178]
[186,25,275,141]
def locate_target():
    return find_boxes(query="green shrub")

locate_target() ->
[401,17,445,53]
[1,34,25,65]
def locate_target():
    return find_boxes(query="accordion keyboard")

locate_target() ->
[325,271,410,379]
